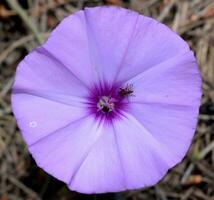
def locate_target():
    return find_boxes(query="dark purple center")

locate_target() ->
[86,83,131,122]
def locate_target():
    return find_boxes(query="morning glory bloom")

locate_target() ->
[12,6,201,194]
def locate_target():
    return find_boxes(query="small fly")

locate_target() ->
[118,83,134,97]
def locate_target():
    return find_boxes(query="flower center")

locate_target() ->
[87,83,134,120]
[97,96,115,113]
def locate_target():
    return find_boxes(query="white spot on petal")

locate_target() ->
[29,121,37,128]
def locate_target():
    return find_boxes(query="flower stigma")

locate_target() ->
[97,96,116,113]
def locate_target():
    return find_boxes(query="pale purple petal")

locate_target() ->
[116,15,190,83]
[12,94,88,145]
[127,103,199,158]
[43,10,99,85]
[12,45,90,145]
[29,116,100,183]
[13,47,89,97]
[126,51,201,106]
[69,122,125,194]
[112,113,178,189]
[83,6,139,84]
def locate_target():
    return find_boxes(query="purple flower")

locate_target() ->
[11,6,201,194]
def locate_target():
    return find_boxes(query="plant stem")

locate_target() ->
[5,0,44,44]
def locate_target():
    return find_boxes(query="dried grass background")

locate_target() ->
[0,0,214,200]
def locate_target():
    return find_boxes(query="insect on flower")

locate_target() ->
[12,6,202,194]
[118,83,134,97]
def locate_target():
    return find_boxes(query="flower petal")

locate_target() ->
[13,47,89,98]
[28,116,101,184]
[43,10,99,86]
[68,106,193,193]
[69,122,126,194]
[126,51,201,106]
[83,6,139,84]
[127,103,199,158]
[11,93,88,145]
[116,15,190,83]
[111,113,177,189]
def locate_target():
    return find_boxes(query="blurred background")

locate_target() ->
[0,0,214,199]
